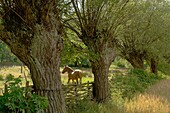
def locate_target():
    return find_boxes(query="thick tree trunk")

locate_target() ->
[150,58,158,74]
[81,36,116,103]
[91,59,110,102]
[127,53,144,69]
[1,26,67,113]
[88,41,115,103]
[28,27,66,113]
[30,63,66,113]
[1,1,66,112]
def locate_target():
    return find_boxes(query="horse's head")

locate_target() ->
[62,65,73,74]
[62,66,67,74]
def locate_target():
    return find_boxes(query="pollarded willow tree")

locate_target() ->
[0,0,66,113]
[64,0,132,102]
[116,0,170,73]
[151,6,170,74]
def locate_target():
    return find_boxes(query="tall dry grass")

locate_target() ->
[0,66,23,77]
[124,94,170,113]
[124,79,170,113]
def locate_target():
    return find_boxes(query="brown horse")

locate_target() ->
[62,65,83,84]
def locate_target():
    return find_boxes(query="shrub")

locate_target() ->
[69,100,123,113]
[0,74,3,81]
[73,100,98,113]
[110,69,163,100]
[5,73,14,81]
[0,74,48,113]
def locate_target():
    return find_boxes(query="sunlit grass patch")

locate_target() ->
[0,66,32,93]
[0,66,23,77]
[124,94,170,113]
[0,66,93,86]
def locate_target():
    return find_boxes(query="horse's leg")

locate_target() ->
[79,77,82,84]
[67,78,71,84]
[76,78,78,85]
[79,72,82,84]
[72,79,75,84]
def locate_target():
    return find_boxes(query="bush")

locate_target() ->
[5,73,14,81]
[110,69,163,100]
[0,74,48,113]
[0,75,3,81]
[68,100,123,113]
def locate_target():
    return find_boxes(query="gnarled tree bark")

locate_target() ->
[0,0,66,112]
[1,25,66,113]
[83,38,115,102]
[127,53,145,69]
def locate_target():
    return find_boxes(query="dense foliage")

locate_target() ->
[116,0,170,73]
[110,69,164,100]
[61,32,90,67]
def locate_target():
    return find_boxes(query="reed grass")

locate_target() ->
[124,94,170,113]
[124,79,170,113]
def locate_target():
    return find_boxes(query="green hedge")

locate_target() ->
[110,69,164,100]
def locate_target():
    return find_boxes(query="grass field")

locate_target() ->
[0,66,170,113]
[0,66,94,87]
